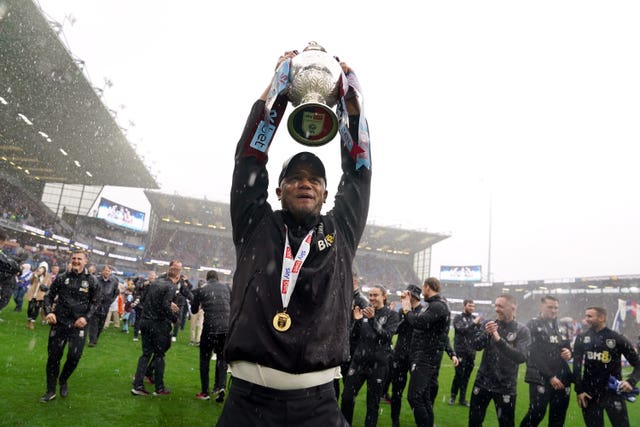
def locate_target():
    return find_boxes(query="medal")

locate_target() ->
[273,312,292,332]
[275,226,314,333]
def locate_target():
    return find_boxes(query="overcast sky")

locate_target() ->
[36,0,640,282]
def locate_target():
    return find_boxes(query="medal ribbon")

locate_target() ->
[279,226,314,311]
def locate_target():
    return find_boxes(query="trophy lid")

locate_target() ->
[303,41,326,52]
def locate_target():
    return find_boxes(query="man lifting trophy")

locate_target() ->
[220,46,371,426]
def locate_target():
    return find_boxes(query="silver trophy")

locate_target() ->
[286,41,343,146]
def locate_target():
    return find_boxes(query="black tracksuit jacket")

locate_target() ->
[472,319,530,394]
[573,326,640,398]
[405,294,451,365]
[224,99,371,374]
[43,269,99,325]
[524,316,573,386]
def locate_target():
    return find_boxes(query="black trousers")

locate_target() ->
[580,392,631,427]
[0,279,16,311]
[88,311,107,345]
[199,330,227,393]
[389,351,411,423]
[407,360,441,427]
[132,319,172,392]
[341,358,389,427]
[519,382,570,427]
[45,322,87,392]
[217,377,348,427]
[468,385,517,427]
[450,351,475,403]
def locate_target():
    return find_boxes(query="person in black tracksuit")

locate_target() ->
[88,264,119,346]
[131,265,180,396]
[0,230,19,311]
[218,52,371,427]
[191,269,231,401]
[468,294,530,427]
[450,299,482,407]
[389,284,423,427]
[573,306,640,427]
[334,274,370,400]
[39,251,99,402]
[520,296,573,427]
[401,277,452,427]
[341,285,400,427]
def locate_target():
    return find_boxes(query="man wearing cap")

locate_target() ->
[389,284,423,427]
[449,299,482,407]
[218,51,370,426]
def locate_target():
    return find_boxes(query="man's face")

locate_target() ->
[369,287,385,309]
[148,271,156,281]
[51,265,59,275]
[70,253,87,273]
[584,309,605,330]
[276,165,327,221]
[101,266,112,279]
[464,302,475,314]
[494,297,515,321]
[540,298,559,320]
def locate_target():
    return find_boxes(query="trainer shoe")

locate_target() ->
[153,389,171,396]
[460,400,470,407]
[60,383,68,398]
[213,388,225,403]
[39,391,56,403]
[171,336,177,342]
[131,387,150,396]
[133,337,139,342]
[195,392,210,400]
[448,398,455,406]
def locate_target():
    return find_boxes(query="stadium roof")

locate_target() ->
[359,224,449,255]
[0,0,158,188]
[144,190,230,229]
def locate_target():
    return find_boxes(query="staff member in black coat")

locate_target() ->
[39,251,99,402]
[469,294,530,427]
[389,284,423,427]
[218,50,371,427]
[191,269,231,402]
[573,306,640,427]
[0,230,19,312]
[130,264,180,396]
[520,296,573,427]
[341,285,400,427]
[450,299,482,407]
[401,277,453,427]
[88,264,119,347]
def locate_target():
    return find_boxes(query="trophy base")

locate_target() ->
[287,103,339,147]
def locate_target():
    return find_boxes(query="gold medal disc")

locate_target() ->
[273,312,292,332]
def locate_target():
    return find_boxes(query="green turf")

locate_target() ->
[0,307,636,426]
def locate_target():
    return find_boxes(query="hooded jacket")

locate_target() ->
[224,100,371,374]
